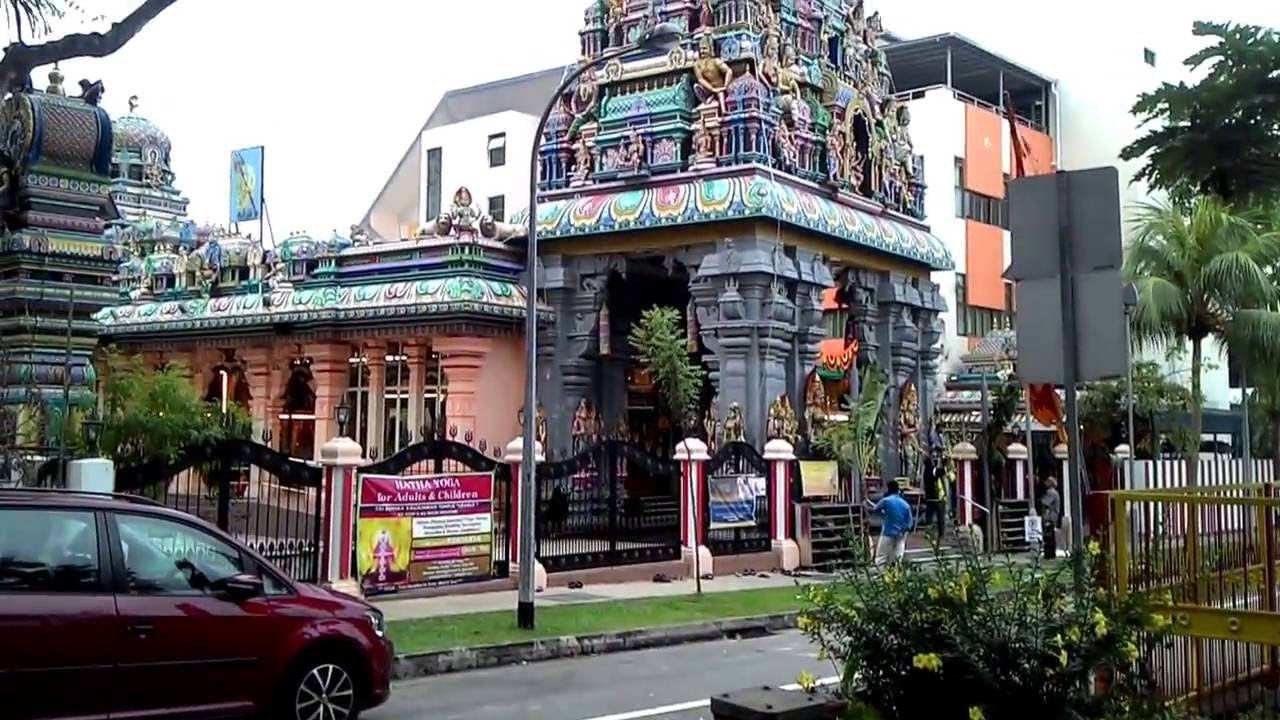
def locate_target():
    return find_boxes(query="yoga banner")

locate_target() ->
[356,472,494,594]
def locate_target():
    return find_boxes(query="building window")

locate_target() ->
[954,158,965,218]
[960,189,1009,229]
[128,165,144,182]
[1143,48,1156,67]
[487,133,507,167]
[425,147,443,220]
[383,342,411,456]
[1005,281,1016,323]
[822,308,849,338]
[954,273,1013,339]
[423,352,446,439]
[345,348,371,448]
[488,195,505,223]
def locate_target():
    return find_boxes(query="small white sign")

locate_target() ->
[1024,516,1043,544]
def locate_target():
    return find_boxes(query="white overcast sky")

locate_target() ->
[32,0,1279,241]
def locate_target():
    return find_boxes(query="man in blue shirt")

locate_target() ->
[869,480,914,566]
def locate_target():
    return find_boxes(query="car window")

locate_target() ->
[115,514,243,595]
[0,508,100,593]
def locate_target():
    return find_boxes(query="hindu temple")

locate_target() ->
[0,68,117,466]
[531,0,950,475]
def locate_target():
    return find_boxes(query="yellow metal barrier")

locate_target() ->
[1109,483,1280,713]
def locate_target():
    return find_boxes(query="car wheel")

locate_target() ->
[286,659,360,720]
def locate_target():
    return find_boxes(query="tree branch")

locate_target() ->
[0,0,179,91]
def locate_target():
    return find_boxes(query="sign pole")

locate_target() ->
[1055,172,1085,550]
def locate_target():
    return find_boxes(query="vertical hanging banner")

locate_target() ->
[356,472,494,594]
[229,146,264,224]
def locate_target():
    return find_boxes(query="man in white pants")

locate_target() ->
[869,480,914,566]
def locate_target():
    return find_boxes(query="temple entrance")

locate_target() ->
[600,257,697,497]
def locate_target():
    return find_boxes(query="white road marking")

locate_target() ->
[575,676,839,720]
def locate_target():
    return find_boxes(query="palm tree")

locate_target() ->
[1124,196,1280,486]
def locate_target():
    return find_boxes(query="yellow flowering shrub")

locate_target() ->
[797,544,1182,720]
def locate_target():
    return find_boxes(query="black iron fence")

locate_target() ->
[535,439,681,572]
[362,437,512,578]
[705,441,771,556]
[115,439,326,583]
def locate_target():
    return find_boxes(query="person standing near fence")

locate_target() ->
[1040,477,1061,559]
[869,479,914,566]
[921,451,946,538]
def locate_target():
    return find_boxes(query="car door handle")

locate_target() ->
[127,623,155,637]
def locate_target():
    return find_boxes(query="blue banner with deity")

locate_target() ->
[230,146,264,224]
[707,474,762,529]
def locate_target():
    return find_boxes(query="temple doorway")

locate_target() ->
[601,257,699,496]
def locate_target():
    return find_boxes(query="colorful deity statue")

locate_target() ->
[774,118,799,170]
[699,0,714,30]
[568,70,600,138]
[572,134,594,185]
[372,529,397,583]
[606,0,625,47]
[623,129,647,173]
[775,43,803,120]
[436,186,482,236]
[693,34,733,112]
[723,402,745,443]
[692,116,716,164]
[825,124,846,184]
[571,397,601,452]
[899,380,921,480]
[767,393,799,443]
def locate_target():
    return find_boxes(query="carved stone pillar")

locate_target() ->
[435,336,494,445]
[690,237,808,446]
[241,345,271,442]
[877,274,924,480]
[537,253,608,458]
[405,340,428,442]
[917,281,947,446]
[311,343,349,461]
[851,269,883,369]
[791,249,833,435]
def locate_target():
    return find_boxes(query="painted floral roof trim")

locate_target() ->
[95,277,543,334]
[536,173,953,270]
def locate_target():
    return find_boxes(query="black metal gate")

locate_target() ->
[536,439,681,571]
[115,439,325,582]
[361,437,512,578]
[705,441,771,556]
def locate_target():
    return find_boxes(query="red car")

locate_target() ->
[0,488,393,719]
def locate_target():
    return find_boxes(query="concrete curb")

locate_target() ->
[392,612,799,680]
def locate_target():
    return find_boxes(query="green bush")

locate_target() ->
[798,545,1190,720]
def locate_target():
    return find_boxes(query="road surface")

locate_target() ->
[367,631,831,720]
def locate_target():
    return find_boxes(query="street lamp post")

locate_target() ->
[1122,283,1137,490]
[519,23,684,630]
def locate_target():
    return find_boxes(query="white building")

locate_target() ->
[361,67,565,241]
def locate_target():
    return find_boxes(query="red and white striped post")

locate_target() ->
[1006,442,1030,504]
[674,437,712,578]
[1054,442,1072,548]
[952,441,979,527]
[505,437,546,592]
[319,435,365,595]
[763,438,798,571]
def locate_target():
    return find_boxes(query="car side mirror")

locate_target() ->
[211,573,264,602]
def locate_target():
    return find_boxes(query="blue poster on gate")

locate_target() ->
[708,474,761,528]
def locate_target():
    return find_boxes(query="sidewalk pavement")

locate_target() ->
[373,571,828,622]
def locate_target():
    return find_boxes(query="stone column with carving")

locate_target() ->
[405,340,428,442]
[241,345,271,442]
[311,343,349,461]
[434,336,494,444]
[877,274,923,480]
[917,281,946,450]
[538,253,606,458]
[792,249,834,432]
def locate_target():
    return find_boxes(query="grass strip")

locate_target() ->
[388,585,808,655]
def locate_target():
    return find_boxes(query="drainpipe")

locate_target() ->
[1049,81,1062,166]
